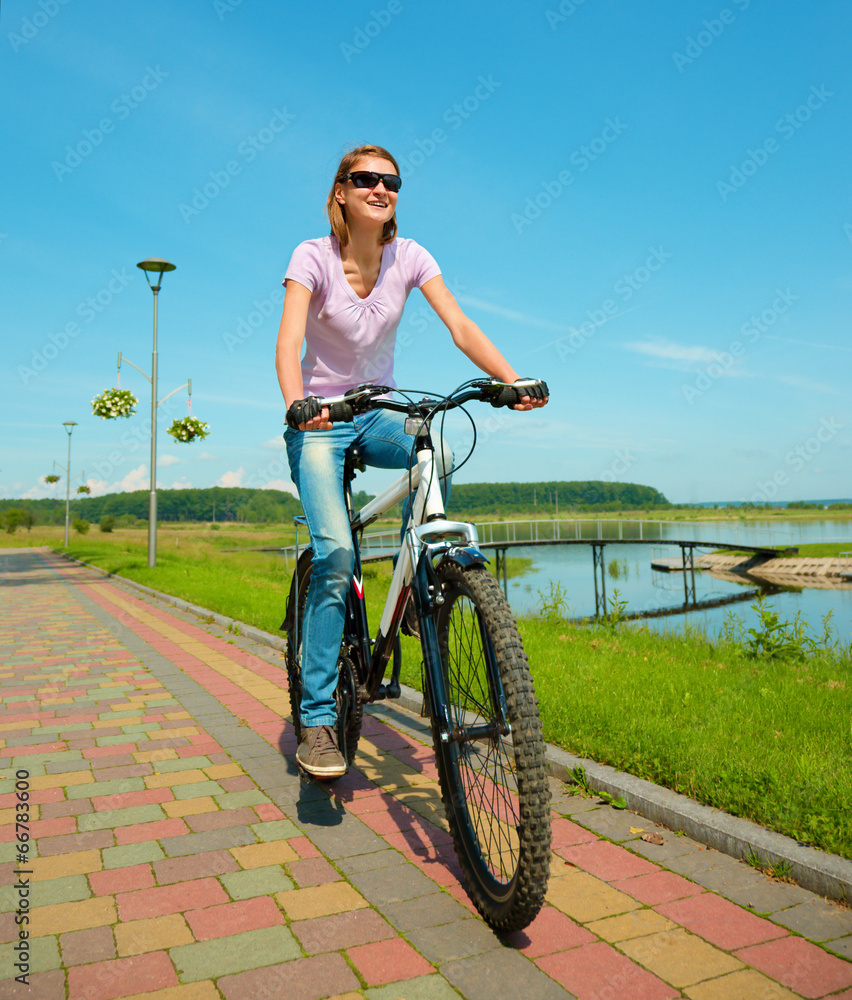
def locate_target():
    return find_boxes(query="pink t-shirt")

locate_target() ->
[283,235,441,396]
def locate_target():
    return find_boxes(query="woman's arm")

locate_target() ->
[420,275,547,410]
[275,280,332,430]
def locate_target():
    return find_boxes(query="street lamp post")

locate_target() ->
[62,421,77,546]
[136,257,176,568]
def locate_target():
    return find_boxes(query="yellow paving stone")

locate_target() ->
[0,722,35,733]
[120,984,221,1000]
[41,698,75,705]
[34,896,116,935]
[115,913,194,956]
[163,712,192,721]
[34,850,103,881]
[326,995,364,1000]
[93,716,143,728]
[135,748,179,763]
[202,763,244,780]
[162,796,217,819]
[154,726,200,739]
[275,882,369,921]
[684,969,802,1000]
[588,908,677,942]
[30,770,93,790]
[0,805,39,824]
[546,871,640,924]
[620,929,743,989]
[231,840,298,869]
[144,769,207,789]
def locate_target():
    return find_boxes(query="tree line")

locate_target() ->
[1,479,670,528]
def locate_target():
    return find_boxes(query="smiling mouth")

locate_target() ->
[367,200,387,208]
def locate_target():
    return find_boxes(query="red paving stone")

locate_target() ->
[657,892,789,950]
[153,849,240,884]
[287,857,341,887]
[89,864,156,897]
[347,937,434,986]
[116,877,229,921]
[611,869,705,905]
[550,815,600,848]
[290,836,322,859]
[185,805,258,832]
[67,951,177,1000]
[59,926,117,966]
[185,895,284,940]
[506,905,597,958]
[292,909,398,955]
[91,787,173,811]
[557,838,660,881]
[114,816,189,845]
[537,940,680,1000]
[734,936,852,998]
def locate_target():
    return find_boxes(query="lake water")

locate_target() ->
[491,518,852,646]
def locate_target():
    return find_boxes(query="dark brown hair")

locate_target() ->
[326,144,400,246]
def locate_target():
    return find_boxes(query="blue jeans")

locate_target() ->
[285,409,452,728]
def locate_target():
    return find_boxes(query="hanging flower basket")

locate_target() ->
[167,416,209,443]
[91,387,138,419]
[44,474,60,484]
[76,484,91,495]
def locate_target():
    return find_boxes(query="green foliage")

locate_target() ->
[602,589,629,630]
[536,580,570,621]
[99,515,116,533]
[723,596,842,660]
[72,518,90,535]
[447,479,669,516]
[3,508,28,534]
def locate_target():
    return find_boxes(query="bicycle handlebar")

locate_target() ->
[309,378,548,426]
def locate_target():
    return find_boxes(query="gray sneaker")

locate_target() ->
[296,725,347,780]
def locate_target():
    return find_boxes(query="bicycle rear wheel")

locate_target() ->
[431,561,551,931]
[284,549,362,767]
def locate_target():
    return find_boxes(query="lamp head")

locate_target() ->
[137,257,176,291]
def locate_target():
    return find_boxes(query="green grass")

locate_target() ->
[7,524,851,860]
[716,542,851,559]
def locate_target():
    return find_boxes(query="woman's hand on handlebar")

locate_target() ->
[507,378,550,411]
[286,396,333,432]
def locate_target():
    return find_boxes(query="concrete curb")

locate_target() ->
[55,548,852,904]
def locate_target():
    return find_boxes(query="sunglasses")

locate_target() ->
[342,170,402,193]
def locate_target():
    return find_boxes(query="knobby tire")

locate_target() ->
[431,561,551,931]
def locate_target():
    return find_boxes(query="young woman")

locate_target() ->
[276,144,548,778]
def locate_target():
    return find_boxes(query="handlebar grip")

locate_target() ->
[490,386,522,408]
[327,401,354,423]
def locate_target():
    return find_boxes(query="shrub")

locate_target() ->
[99,515,116,533]
[72,518,91,535]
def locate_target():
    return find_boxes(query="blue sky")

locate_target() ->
[2,0,850,506]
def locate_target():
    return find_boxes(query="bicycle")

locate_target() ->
[282,377,551,931]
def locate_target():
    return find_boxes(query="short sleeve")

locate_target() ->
[283,240,325,294]
[406,241,441,289]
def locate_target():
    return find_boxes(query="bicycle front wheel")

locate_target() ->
[431,561,551,931]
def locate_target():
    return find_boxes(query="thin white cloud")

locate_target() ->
[261,437,287,451]
[624,339,722,365]
[264,478,299,496]
[456,295,571,333]
[170,477,193,489]
[160,454,180,468]
[110,465,148,492]
[196,452,219,461]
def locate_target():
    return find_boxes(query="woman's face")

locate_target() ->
[335,155,399,233]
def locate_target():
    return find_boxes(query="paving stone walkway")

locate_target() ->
[1,546,851,1000]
